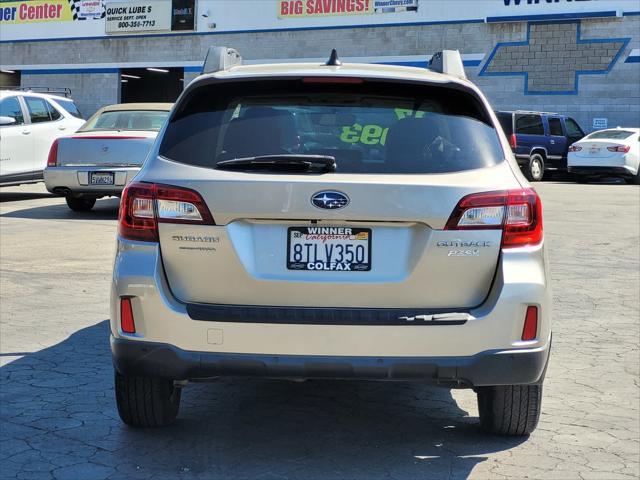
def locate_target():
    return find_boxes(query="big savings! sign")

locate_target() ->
[0,0,103,24]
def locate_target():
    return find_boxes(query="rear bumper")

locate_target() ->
[111,335,551,387]
[44,166,141,196]
[568,165,637,177]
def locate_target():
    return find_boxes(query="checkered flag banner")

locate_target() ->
[68,0,106,21]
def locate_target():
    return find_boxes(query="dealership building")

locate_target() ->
[1,0,639,130]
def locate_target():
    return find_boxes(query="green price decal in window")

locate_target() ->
[339,108,427,146]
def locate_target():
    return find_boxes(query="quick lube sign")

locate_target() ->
[105,1,170,34]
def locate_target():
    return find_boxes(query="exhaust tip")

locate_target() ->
[52,187,72,197]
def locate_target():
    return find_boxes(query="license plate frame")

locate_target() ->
[286,226,372,272]
[89,171,115,185]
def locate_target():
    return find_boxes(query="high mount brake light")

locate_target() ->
[302,77,364,84]
[445,188,543,248]
[71,136,147,140]
[118,182,215,242]
[47,139,59,167]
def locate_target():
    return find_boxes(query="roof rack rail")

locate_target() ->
[428,50,466,79]
[202,47,242,74]
[512,110,560,115]
[0,86,72,97]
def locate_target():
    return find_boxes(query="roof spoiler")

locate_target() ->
[202,46,242,74]
[428,50,466,79]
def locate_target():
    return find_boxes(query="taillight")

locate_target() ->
[445,188,543,249]
[118,182,215,242]
[47,139,59,167]
[607,145,630,153]
[509,134,517,149]
[568,145,582,152]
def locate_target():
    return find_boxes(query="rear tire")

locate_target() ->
[625,171,640,185]
[575,174,589,184]
[65,196,96,212]
[477,384,542,436]
[114,371,181,427]
[524,154,545,182]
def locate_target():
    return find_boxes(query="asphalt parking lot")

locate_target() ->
[0,182,638,480]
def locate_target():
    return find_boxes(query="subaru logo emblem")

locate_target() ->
[311,191,350,210]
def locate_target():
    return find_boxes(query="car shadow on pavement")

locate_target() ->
[0,198,120,221]
[0,321,527,480]
[0,191,54,203]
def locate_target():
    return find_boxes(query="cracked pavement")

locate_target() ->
[0,182,638,480]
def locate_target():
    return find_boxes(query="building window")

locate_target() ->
[172,0,195,31]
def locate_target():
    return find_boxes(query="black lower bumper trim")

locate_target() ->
[186,303,470,326]
[111,336,551,387]
[568,166,635,177]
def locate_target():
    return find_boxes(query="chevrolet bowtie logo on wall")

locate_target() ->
[480,21,630,95]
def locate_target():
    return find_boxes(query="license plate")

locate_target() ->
[89,172,114,185]
[287,227,371,271]
[589,147,601,154]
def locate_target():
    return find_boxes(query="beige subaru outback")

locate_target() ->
[111,48,551,435]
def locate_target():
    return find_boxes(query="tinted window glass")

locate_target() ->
[160,81,505,174]
[587,130,635,140]
[496,113,513,136]
[0,97,24,125]
[46,101,62,121]
[24,97,51,123]
[565,118,584,137]
[548,118,563,136]
[56,99,83,119]
[80,110,169,131]
[515,114,544,135]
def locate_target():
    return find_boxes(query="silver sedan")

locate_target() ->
[44,103,172,211]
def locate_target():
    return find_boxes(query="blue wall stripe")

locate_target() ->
[486,11,618,23]
[21,59,483,75]
[1,18,487,45]
[625,56,640,63]
[22,68,120,75]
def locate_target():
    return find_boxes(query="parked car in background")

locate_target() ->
[0,90,85,186]
[44,103,172,211]
[568,128,639,184]
[111,48,551,436]
[496,110,585,181]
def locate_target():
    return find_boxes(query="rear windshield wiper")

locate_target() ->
[216,155,336,173]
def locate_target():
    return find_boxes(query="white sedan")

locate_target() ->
[568,127,639,184]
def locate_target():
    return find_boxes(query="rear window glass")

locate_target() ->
[587,130,635,140]
[496,113,513,136]
[56,99,83,119]
[515,114,544,135]
[160,80,505,174]
[81,110,169,131]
